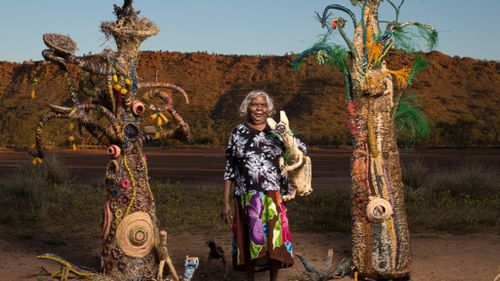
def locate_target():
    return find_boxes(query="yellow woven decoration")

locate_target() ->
[158,112,169,123]
[365,25,383,70]
[123,156,137,216]
[367,110,379,158]
[380,41,394,61]
[32,157,43,165]
[388,67,411,88]
[116,212,155,258]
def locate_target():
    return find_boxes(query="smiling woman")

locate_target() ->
[221,90,307,281]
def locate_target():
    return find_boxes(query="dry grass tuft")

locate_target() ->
[0,154,498,236]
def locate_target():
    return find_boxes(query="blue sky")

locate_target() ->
[0,0,498,62]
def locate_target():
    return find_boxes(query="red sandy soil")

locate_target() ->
[0,226,499,281]
[0,148,499,280]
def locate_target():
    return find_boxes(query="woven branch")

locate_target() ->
[48,103,122,142]
[321,4,357,28]
[29,111,71,159]
[139,82,190,104]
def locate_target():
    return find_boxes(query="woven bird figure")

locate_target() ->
[205,240,228,278]
[267,110,312,201]
[207,240,225,264]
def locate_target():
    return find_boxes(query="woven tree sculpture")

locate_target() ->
[29,1,190,279]
[293,0,437,279]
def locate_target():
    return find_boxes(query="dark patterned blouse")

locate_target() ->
[224,123,306,196]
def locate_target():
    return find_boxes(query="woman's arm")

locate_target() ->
[221,129,237,222]
[221,179,234,223]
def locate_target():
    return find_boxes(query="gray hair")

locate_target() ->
[239,90,275,118]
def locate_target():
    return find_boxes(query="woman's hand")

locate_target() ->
[221,179,234,223]
[221,200,233,223]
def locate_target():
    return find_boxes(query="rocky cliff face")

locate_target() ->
[0,51,498,147]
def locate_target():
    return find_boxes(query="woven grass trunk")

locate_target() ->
[101,139,160,279]
[348,1,410,278]
[349,97,410,279]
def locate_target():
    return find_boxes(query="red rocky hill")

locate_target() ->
[0,51,498,147]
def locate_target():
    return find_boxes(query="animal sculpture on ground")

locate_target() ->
[295,249,354,281]
[204,239,228,278]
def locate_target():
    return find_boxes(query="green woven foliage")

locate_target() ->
[314,11,329,26]
[393,23,438,52]
[415,22,438,49]
[283,150,292,165]
[321,45,350,75]
[292,40,349,75]
[407,55,428,85]
[395,93,430,145]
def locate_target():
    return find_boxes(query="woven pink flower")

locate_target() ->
[347,100,357,117]
[121,179,130,189]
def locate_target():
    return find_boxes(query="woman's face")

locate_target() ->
[247,95,269,125]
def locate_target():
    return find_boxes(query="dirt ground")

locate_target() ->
[0,224,498,281]
[1,148,499,280]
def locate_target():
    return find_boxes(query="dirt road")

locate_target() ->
[1,147,499,190]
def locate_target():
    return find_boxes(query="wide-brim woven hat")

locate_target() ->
[43,33,78,55]
[116,211,155,258]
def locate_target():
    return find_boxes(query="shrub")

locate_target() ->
[402,157,428,189]
[428,162,498,198]
[405,161,500,233]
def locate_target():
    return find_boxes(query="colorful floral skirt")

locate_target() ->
[232,190,294,272]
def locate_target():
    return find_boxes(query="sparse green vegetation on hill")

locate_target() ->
[0,51,498,147]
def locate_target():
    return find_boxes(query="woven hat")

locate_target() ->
[116,211,155,258]
[366,196,393,223]
[43,33,78,55]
